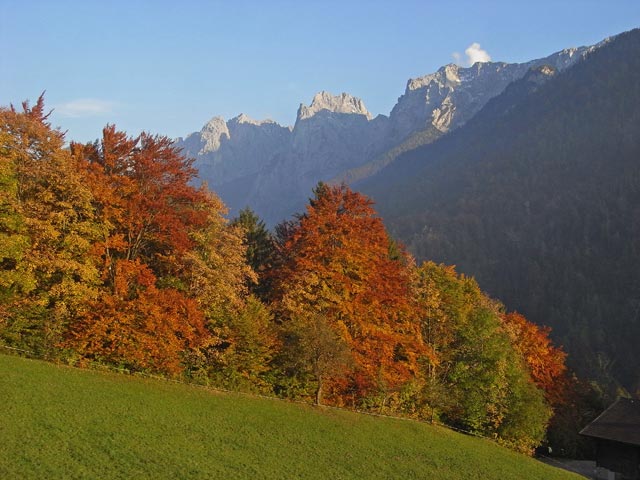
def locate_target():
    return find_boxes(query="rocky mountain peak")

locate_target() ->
[229,113,279,127]
[200,116,230,152]
[406,63,462,93]
[203,115,227,131]
[297,91,372,121]
[175,33,613,226]
[444,63,462,83]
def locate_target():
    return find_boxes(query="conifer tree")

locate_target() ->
[231,207,275,299]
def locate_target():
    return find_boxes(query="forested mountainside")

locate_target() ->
[360,28,640,392]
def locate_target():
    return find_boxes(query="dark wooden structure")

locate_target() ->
[580,398,640,480]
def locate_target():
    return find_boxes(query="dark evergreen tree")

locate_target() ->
[231,207,275,299]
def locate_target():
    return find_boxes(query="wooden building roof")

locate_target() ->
[580,398,640,447]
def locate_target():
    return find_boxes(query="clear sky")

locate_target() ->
[1,0,639,143]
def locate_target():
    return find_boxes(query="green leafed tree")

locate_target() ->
[278,312,352,405]
[413,261,551,453]
[200,296,277,392]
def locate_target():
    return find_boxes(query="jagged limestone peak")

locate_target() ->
[229,113,280,127]
[406,64,462,92]
[200,116,230,151]
[297,91,372,121]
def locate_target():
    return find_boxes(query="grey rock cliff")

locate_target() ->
[388,45,599,144]
[297,91,373,121]
[176,114,291,188]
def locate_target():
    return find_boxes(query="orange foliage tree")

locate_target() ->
[68,259,207,375]
[70,126,211,283]
[66,126,218,373]
[272,184,427,403]
[500,312,568,407]
[68,125,262,378]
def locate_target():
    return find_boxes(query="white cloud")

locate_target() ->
[452,42,492,67]
[54,98,115,118]
[465,42,491,64]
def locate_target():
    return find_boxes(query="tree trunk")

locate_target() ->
[315,379,323,405]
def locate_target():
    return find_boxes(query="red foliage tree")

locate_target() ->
[71,126,210,283]
[67,126,219,374]
[273,184,426,401]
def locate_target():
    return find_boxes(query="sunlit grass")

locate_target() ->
[0,354,581,479]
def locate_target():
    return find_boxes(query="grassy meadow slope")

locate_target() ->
[0,355,581,480]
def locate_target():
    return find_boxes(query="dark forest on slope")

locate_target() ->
[360,28,640,392]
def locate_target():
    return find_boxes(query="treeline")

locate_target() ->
[2,97,571,454]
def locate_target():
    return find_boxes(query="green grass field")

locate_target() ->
[0,354,582,479]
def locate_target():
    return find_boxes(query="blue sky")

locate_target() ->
[1,0,639,143]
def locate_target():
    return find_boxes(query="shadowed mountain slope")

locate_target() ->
[359,28,640,391]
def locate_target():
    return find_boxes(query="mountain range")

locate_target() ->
[176,40,601,226]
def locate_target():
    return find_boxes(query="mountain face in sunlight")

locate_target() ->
[176,41,600,226]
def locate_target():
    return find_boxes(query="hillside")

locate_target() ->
[0,354,581,480]
[359,28,640,391]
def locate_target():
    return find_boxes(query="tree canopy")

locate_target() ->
[0,96,575,455]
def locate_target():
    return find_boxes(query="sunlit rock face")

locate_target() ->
[388,44,597,143]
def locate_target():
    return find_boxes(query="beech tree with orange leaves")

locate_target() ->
[500,312,568,407]
[68,259,207,375]
[272,183,427,405]
[0,96,101,357]
[68,124,263,379]
[70,126,211,283]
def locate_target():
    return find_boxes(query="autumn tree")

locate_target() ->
[68,259,207,376]
[177,192,255,317]
[0,127,32,309]
[71,126,257,313]
[70,126,267,380]
[413,261,551,453]
[500,312,586,456]
[271,184,427,405]
[70,126,211,285]
[500,312,568,407]
[180,199,275,390]
[0,96,100,357]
